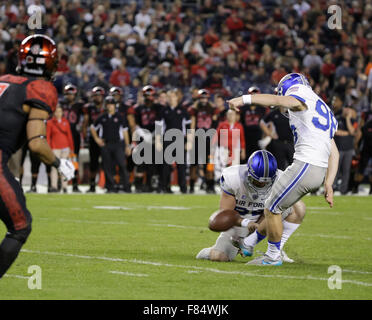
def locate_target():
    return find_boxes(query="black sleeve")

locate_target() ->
[263,111,273,123]
[121,115,129,130]
[93,114,103,128]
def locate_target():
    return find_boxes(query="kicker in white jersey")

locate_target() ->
[285,84,338,167]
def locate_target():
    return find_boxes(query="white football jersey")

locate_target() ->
[220,165,282,221]
[285,84,338,167]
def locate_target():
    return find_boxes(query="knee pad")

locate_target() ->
[6,225,32,244]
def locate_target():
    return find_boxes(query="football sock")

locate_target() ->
[0,237,24,279]
[189,180,195,191]
[266,240,281,260]
[243,230,266,248]
[31,175,37,187]
[73,170,79,187]
[90,178,95,187]
[280,221,300,250]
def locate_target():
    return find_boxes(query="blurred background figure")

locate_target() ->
[59,84,84,193]
[90,96,131,193]
[213,109,245,181]
[353,103,372,194]
[188,89,219,194]
[239,87,267,162]
[130,85,163,193]
[333,94,357,194]
[82,86,106,193]
[260,107,294,171]
[47,106,75,193]
[157,89,191,194]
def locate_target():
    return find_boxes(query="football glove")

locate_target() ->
[58,158,75,181]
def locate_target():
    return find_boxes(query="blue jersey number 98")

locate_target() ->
[312,100,337,139]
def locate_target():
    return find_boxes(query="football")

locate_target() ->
[208,209,241,232]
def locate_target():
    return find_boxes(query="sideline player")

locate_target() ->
[196,150,306,262]
[228,73,339,265]
[0,35,74,278]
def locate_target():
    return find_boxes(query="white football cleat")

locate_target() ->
[196,247,212,260]
[246,254,282,266]
[281,250,294,263]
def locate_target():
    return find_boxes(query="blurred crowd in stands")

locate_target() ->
[1,0,372,194]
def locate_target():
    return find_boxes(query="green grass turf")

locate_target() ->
[0,194,371,300]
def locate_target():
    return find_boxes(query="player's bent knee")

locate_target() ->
[288,201,306,223]
[6,224,32,244]
[209,249,230,262]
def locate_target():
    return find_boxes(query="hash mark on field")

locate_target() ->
[308,211,342,216]
[21,249,372,287]
[93,205,191,211]
[93,206,131,210]
[59,218,128,225]
[149,223,206,230]
[109,271,149,277]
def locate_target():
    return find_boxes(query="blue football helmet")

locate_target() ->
[247,150,277,188]
[276,73,310,96]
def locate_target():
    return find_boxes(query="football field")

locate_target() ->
[1,193,371,300]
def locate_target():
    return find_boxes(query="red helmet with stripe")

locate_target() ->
[91,86,105,97]
[198,89,210,99]
[18,34,58,79]
[64,83,77,95]
[142,85,156,101]
[248,86,261,94]
[109,86,123,96]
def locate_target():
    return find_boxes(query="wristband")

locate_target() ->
[242,95,252,105]
[52,157,61,168]
[241,218,251,228]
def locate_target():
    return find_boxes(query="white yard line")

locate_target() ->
[344,269,372,275]
[109,271,148,277]
[4,274,29,279]
[20,249,372,287]
[37,217,206,230]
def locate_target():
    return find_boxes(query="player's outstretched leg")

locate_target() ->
[246,209,283,266]
[0,153,33,278]
[0,226,31,278]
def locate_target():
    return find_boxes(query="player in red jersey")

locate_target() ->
[188,89,220,193]
[0,35,74,279]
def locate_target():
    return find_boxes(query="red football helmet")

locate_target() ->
[248,86,261,94]
[18,34,58,79]
[64,83,77,95]
[109,86,123,96]
[91,86,106,97]
[198,89,210,99]
[142,85,156,100]
[104,95,116,106]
